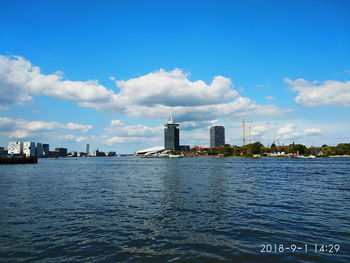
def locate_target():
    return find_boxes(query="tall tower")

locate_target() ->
[164,118,180,150]
[85,144,90,156]
[210,126,225,148]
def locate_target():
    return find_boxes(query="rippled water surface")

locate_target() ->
[0,157,349,262]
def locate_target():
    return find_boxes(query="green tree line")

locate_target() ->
[195,143,350,157]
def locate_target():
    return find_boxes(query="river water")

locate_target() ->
[0,157,349,262]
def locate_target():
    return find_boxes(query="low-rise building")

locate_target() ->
[0,147,8,157]
[55,148,68,157]
[69,151,77,157]
[179,145,190,152]
[92,148,106,157]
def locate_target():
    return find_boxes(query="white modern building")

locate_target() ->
[8,142,23,155]
[136,146,165,155]
[23,142,36,157]
[85,144,90,156]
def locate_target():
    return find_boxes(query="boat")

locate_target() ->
[303,155,316,159]
[292,155,316,159]
[168,154,183,158]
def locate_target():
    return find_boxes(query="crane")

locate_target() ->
[247,124,262,144]
[228,120,253,145]
[248,125,254,144]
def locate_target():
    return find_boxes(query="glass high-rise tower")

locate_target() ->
[210,126,225,148]
[164,119,180,150]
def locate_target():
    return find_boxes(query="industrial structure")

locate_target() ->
[229,120,253,145]
[210,126,225,148]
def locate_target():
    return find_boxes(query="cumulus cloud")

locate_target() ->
[276,123,300,139]
[66,122,92,133]
[181,120,220,130]
[58,135,87,143]
[114,68,237,107]
[0,55,288,121]
[251,125,267,136]
[276,123,324,140]
[303,128,322,136]
[110,120,124,126]
[105,123,162,137]
[285,78,350,107]
[0,117,92,140]
[0,55,119,110]
[124,97,288,121]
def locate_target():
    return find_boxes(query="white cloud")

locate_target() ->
[251,125,267,136]
[110,120,124,126]
[115,68,238,107]
[276,123,300,139]
[58,135,87,143]
[275,123,324,141]
[264,96,275,101]
[303,128,322,136]
[0,55,119,110]
[66,122,92,133]
[105,136,160,145]
[181,120,220,130]
[285,78,350,107]
[124,97,288,121]
[105,123,162,137]
[0,117,92,139]
[0,55,289,121]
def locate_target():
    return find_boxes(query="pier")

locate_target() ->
[0,157,38,165]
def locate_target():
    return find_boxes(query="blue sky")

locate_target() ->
[0,0,349,153]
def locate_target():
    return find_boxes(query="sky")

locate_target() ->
[0,0,349,153]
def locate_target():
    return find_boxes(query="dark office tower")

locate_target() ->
[43,144,50,157]
[210,126,225,148]
[164,119,180,150]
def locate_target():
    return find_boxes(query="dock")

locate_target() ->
[0,157,38,165]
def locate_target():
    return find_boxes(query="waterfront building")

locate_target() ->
[0,147,8,157]
[210,126,225,148]
[92,148,106,157]
[69,151,77,157]
[23,142,36,157]
[136,146,165,155]
[179,145,190,151]
[85,144,90,156]
[55,148,68,157]
[36,143,43,158]
[8,142,23,155]
[164,118,180,150]
[43,144,50,157]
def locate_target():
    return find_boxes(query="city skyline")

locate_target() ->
[0,1,349,153]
